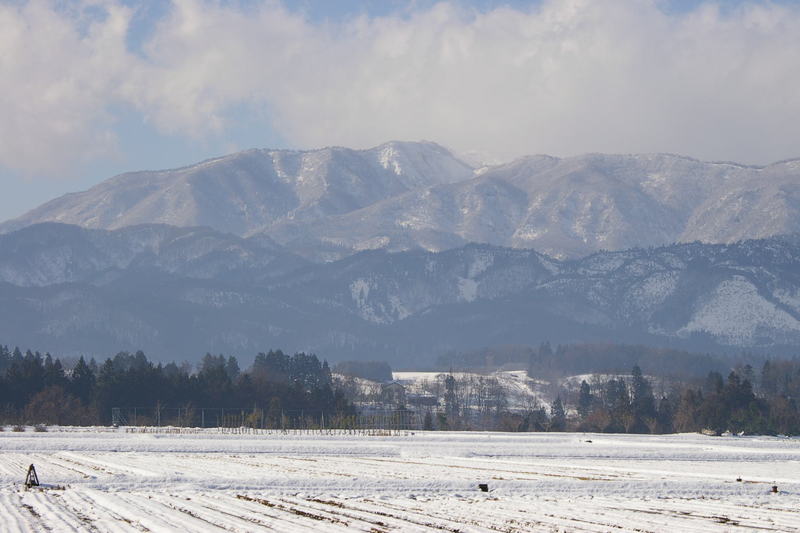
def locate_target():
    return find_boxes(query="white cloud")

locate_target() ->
[2,0,800,177]
[0,0,135,174]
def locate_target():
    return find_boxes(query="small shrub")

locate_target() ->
[34,424,48,432]
[12,424,25,432]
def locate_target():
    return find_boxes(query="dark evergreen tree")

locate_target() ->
[577,380,593,418]
[525,408,549,432]
[444,372,457,417]
[654,396,674,434]
[225,356,240,381]
[69,357,96,405]
[602,378,630,433]
[704,371,724,395]
[550,397,566,431]
[631,365,656,419]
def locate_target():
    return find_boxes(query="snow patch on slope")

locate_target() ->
[350,278,387,323]
[625,271,679,314]
[774,287,800,315]
[379,145,403,175]
[679,276,800,345]
[467,252,494,278]
[388,294,411,320]
[458,277,478,302]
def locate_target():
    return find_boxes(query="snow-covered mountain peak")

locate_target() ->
[263,150,800,261]
[0,141,474,238]
[3,145,800,261]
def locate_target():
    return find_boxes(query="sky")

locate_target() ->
[2,0,800,219]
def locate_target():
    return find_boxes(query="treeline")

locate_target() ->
[421,361,800,435]
[553,362,800,435]
[437,345,536,370]
[528,342,728,381]
[332,360,393,382]
[0,346,353,426]
[438,342,728,380]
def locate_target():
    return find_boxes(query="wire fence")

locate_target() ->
[111,406,421,431]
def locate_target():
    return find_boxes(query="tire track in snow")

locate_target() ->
[634,497,800,531]
[60,489,145,532]
[357,456,621,482]
[20,489,85,532]
[112,491,230,532]
[58,452,159,479]
[215,492,340,531]
[0,491,38,533]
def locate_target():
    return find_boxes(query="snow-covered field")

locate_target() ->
[1,428,799,532]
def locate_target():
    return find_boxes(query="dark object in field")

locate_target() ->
[585,440,592,443]
[736,477,742,482]
[478,483,489,492]
[25,464,39,488]
[772,485,778,493]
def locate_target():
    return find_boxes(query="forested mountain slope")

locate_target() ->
[0,223,797,363]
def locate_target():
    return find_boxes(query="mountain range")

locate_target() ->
[2,141,799,364]
[0,222,798,364]
[4,142,800,260]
